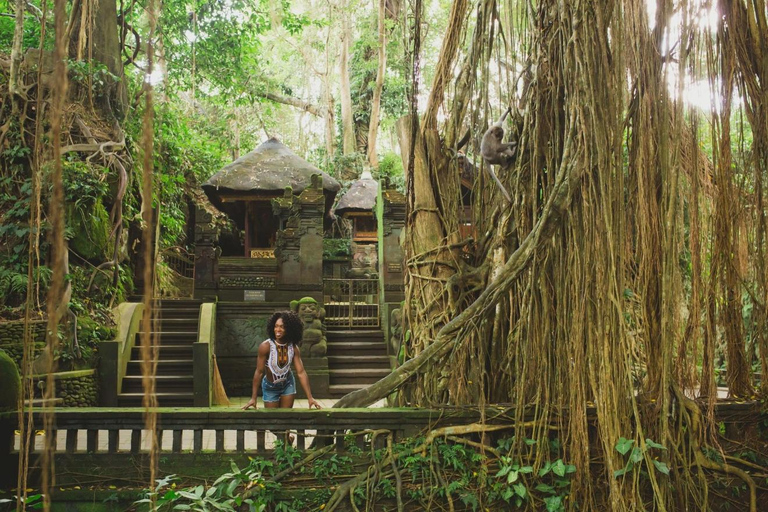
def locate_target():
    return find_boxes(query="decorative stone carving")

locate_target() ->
[347,242,378,278]
[290,297,327,357]
[390,308,403,357]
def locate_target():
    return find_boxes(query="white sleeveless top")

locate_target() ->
[266,339,294,383]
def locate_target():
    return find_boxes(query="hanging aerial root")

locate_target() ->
[678,394,757,512]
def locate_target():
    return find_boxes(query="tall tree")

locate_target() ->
[339,1,356,155]
[366,0,387,167]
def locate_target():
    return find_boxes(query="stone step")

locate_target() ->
[135,332,198,344]
[148,318,199,332]
[327,355,391,369]
[126,359,194,375]
[121,375,194,393]
[326,330,385,342]
[117,392,194,407]
[326,341,388,356]
[131,345,194,359]
[328,384,370,397]
[329,368,391,385]
[128,297,202,306]
[151,307,201,318]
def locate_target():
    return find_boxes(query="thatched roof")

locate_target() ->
[202,138,341,210]
[334,171,378,215]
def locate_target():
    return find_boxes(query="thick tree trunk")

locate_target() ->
[8,0,24,99]
[67,0,127,117]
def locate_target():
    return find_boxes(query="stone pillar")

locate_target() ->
[379,182,406,304]
[194,206,219,299]
[273,175,325,294]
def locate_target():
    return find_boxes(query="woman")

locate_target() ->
[242,310,321,410]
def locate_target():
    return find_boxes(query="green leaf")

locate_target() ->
[507,470,519,484]
[539,461,552,476]
[535,483,555,494]
[496,466,511,478]
[552,459,566,477]
[652,460,670,475]
[513,483,527,499]
[519,465,534,474]
[545,495,563,512]
[564,464,577,474]
[613,461,634,478]
[226,479,239,497]
[645,439,667,450]
[630,447,643,464]
[615,437,634,455]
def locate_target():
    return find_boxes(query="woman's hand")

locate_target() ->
[308,398,322,409]
[242,398,257,410]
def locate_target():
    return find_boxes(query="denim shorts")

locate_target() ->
[262,372,296,403]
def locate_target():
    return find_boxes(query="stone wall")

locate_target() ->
[0,320,48,343]
[0,320,48,367]
[0,321,100,407]
[34,371,100,407]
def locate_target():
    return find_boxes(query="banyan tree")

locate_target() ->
[335,0,768,510]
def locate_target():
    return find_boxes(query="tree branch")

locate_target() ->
[259,91,326,118]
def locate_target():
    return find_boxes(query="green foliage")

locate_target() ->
[377,152,405,191]
[312,453,353,481]
[67,60,120,89]
[0,492,42,510]
[488,437,576,510]
[613,437,669,478]
[0,0,51,53]
[59,161,112,260]
[136,462,278,512]
[323,238,352,259]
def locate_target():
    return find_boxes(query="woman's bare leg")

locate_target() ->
[278,394,296,444]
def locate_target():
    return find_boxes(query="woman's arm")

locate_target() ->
[293,346,321,409]
[242,341,269,410]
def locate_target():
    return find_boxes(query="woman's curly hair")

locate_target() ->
[267,310,304,345]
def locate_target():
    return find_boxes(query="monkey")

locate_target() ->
[480,107,518,166]
[480,108,516,203]
[456,151,476,184]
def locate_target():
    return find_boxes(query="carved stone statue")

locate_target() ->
[390,308,403,358]
[347,242,378,279]
[290,296,327,357]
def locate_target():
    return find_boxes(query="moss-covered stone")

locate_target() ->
[0,349,21,411]
[67,198,111,260]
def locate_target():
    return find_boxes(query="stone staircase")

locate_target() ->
[118,299,202,407]
[326,329,391,398]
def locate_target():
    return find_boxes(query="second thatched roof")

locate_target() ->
[334,171,378,215]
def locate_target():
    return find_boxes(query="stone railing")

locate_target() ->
[99,303,144,406]
[0,401,762,488]
[193,302,216,406]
